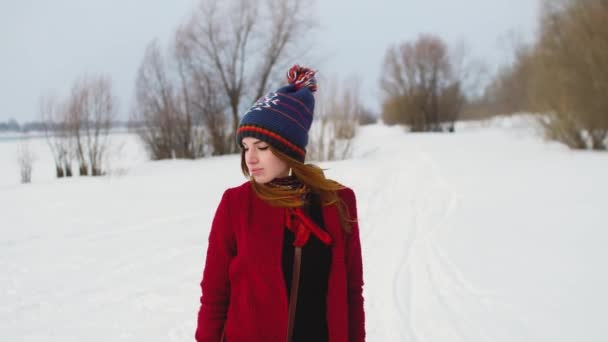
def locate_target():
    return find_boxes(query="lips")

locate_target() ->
[250,168,263,175]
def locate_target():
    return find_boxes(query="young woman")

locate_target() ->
[195,65,366,342]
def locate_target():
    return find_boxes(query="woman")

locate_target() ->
[195,65,365,342]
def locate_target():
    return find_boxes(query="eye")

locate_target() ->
[259,146,269,150]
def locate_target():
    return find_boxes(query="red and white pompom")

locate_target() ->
[286,64,317,92]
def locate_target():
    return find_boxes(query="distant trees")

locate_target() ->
[39,74,117,178]
[379,34,484,132]
[479,38,534,117]
[308,76,366,161]
[132,40,209,160]
[132,0,318,159]
[479,0,608,150]
[40,95,73,178]
[529,0,608,150]
[67,76,116,175]
[0,118,21,132]
[17,136,35,184]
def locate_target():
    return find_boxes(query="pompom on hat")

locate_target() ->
[236,64,317,162]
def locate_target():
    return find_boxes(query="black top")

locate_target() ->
[282,191,332,342]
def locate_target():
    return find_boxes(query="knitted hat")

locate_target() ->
[236,65,317,162]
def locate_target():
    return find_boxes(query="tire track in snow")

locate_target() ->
[390,146,458,342]
[388,141,528,342]
[356,144,420,342]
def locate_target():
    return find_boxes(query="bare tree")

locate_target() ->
[179,0,317,153]
[380,34,475,132]
[175,28,230,156]
[17,135,35,184]
[308,76,362,161]
[39,95,73,178]
[89,78,115,175]
[133,39,208,159]
[133,40,180,160]
[192,71,230,156]
[67,91,89,176]
[65,75,116,176]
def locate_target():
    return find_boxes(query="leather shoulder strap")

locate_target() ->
[286,246,302,342]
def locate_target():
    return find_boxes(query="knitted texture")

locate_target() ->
[236,65,317,162]
[195,182,365,342]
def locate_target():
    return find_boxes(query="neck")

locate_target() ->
[268,174,300,188]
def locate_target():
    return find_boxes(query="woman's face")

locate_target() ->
[241,137,290,184]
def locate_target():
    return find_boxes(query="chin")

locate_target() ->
[252,175,271,184]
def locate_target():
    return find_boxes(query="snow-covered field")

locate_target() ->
[1,116,607,341]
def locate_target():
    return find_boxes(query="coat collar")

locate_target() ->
[242,181,343,243]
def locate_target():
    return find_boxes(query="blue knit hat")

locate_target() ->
[236,65,317,162]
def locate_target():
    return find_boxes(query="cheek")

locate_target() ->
[271,155,288,172]
[262,152,281,169]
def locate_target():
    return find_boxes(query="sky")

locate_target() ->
[0,0,541,122]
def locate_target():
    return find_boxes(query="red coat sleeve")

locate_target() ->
[342,188,366,342]
[195,190,236,342]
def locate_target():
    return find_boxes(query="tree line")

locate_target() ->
[19,0,368,183]
[378,0,607,151]
[465,0,607,150]
[16,0,606,184]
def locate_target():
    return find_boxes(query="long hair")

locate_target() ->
[240,146,355,234]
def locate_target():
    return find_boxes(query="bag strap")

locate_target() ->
[286,246,302,342]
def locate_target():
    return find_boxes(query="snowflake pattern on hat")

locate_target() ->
[236,64,317,162]
[250,92,280,112]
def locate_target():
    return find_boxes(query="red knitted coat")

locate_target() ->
[195,181,366,342]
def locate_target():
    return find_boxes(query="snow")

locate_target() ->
[1,115,607,341]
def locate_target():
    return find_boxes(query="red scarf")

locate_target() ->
[284,206,333,247]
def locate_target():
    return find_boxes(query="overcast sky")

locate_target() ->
[0,0,540,122]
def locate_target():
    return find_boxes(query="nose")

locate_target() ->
[245,148,258,166]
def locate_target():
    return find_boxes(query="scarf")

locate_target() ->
[268,175,333,248]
